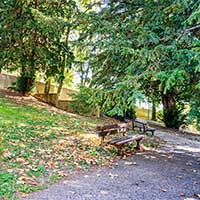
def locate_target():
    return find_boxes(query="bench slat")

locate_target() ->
[108,136,132,144]
[115,135,145,146]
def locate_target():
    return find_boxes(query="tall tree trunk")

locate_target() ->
[161,92,177,128]
[57,78,64,99]
[56,77,64,107]
[151,100,157,121]
[56,26,70,102]
[44,78,51,95]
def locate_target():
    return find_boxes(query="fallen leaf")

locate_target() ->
[47,161,57,168]
[96,174,101,177]
[58,139,65,145]
[17,176,38,186]
[186,162,192,166]
[21,193,29,198]
[16,158,25,164]
[57,171,68,177]
[140,144,151,151]
[3,149,12,158]
[108,173,118,179]
[100,190,108,195]
[194,193,200,199]
[124,161,137,166]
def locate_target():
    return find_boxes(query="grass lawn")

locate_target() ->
[0,97,160,199]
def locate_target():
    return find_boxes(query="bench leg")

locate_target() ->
[115,145,125,157]
[146,130,155,136]
[135,139,142,150]
[100,136,105,147]
[132,120,134,130]
[143,125,146,134]
[122,131,126,136]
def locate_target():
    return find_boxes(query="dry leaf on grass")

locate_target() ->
[17,176,38,186]
[20,193,29,198]
[16,158,25,164]
[3,149,12,158]
[57,171,68,177]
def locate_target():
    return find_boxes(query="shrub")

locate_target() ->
[70,86,97,116]
[157,104,186,129]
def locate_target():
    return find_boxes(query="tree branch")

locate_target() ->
[177,24,200,40]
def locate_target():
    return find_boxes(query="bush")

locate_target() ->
[158,104,186,129]
[8,76,34,95]
[70,86,97,116]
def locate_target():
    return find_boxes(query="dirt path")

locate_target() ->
[22,130,200,200]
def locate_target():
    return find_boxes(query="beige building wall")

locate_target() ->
[0,74,17,89]
[0,74,77,101]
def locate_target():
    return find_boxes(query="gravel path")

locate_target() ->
[23,130,200,200]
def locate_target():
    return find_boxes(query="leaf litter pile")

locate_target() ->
[0,97,161,199]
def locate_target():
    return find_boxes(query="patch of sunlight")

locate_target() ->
[51,127,66,131]
[18,123,27,127]
[187,125,200,134]
[182,199,197,200]
[136,107,149,120]
[35,130,52,137]
[81,133,100,145]
[1,119,12,124]
[176,145,200,153]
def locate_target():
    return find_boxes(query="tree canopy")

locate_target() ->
[77,0,200,128]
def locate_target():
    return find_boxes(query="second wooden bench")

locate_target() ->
[132,119,155,136]
[96,124,145,155]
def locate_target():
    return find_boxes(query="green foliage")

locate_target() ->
[70,86,96,115]
[78,0,200,129]
[188,99,200,130]
[92,87,140,119]
[16,76,33,94]
[162,104,186,129]
[0,0,86,94]
[0,172,16,200]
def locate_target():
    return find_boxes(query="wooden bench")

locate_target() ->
[96,124,127,145]
[96,124,145,155]
[132,119,155,136]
